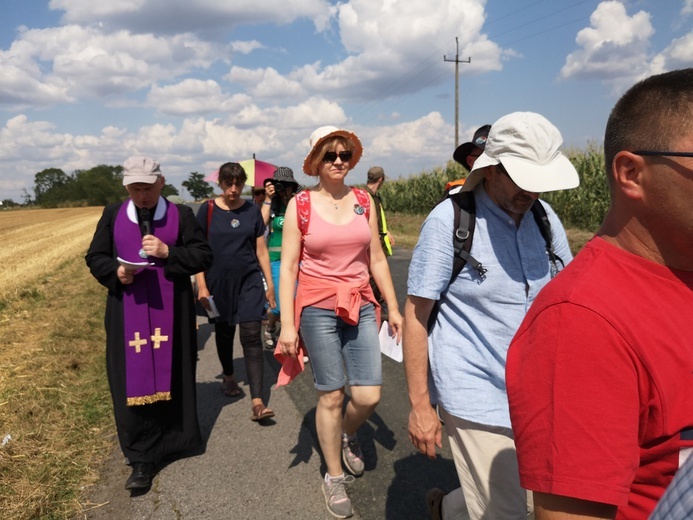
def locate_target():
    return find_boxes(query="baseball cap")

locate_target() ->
[462,112,579,193]
[367,166,385,182]
[122,156,162,186]
[452,125,491,170]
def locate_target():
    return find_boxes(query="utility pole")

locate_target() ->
[444,37,471,148]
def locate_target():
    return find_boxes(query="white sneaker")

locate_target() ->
[322,474,355,518]
[341,433,364,476]
[264,327,276,348]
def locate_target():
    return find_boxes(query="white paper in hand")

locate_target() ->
[206,296,221,319]
[379,320,402,362]
[117,256,153,272]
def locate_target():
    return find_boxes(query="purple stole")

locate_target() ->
[114,199,179,406]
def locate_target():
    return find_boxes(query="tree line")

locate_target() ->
[3,167,216,208]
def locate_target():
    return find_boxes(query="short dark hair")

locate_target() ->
[604,68,693,180]
[217,162,247,186]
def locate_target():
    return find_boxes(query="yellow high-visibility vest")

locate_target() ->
[379,203,393,256]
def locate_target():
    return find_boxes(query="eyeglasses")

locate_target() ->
[322,150,353,163]
[632,151,693,158]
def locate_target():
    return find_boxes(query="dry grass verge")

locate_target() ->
[0,208,113,519]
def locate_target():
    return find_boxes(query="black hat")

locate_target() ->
[452,124,491,170]
[271,166,298,187]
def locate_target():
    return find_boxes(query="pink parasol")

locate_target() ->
[204,158,277,186]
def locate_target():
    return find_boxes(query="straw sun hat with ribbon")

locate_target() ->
[302,126,363,176]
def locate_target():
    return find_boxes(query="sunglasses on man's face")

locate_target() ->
[322,150,353,163]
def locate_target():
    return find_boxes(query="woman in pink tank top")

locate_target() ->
[276,126,402,518]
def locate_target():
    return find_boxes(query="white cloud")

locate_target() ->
[368,112,450,162]
[229,40,265,54]
[4,1,503,110]
[238,0,503,103]
[0,101,452,198]
[50,0,333,35]
[227,66,307,100]
[654,31,693,70]
[146,79,252,116]
[560,1,654,89]
[683,0,693,16]
[0,25,218,105]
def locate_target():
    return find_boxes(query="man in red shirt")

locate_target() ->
[506,68,693,519]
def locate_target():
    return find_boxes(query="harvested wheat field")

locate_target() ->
[0,206,113,519]
[0,207,103,301]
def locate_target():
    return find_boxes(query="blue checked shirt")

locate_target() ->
[650,453,693,520]
[407,184,572,428]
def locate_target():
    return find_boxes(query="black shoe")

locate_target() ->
[124,462,154,490]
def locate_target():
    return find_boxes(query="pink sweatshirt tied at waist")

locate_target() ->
[273,273,380,387]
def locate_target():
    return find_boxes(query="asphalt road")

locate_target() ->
[79,246,459,520]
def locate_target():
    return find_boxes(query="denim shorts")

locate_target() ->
[299,303,382,391]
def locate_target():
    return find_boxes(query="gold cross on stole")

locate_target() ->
[150,328,169,350]
[128,332,147,354]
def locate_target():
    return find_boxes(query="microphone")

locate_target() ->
[140,208,152,236]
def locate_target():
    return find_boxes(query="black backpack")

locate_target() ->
[427,186,564,332]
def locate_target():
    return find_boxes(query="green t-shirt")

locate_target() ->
[268,214,284,262]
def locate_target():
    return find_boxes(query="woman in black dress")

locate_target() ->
[195,162,276,421]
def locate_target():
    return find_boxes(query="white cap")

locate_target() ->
[462,112,579,193]
[123,156,162,186]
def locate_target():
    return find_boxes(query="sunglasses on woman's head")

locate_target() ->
[322,151,353,163]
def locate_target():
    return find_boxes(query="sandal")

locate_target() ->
[251,403,275,421]
[221,377,243,397]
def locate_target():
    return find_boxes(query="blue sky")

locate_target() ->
[1,0,692,202]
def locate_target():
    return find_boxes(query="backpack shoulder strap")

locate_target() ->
[352,187,370,220]
[205,199,215,238]
[427,189,486,332]
[295,190,311,236]
[449,189,486,281]
[530,201,564,275]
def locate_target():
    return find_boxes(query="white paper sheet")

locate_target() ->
[379,320,402,362]
[117,256,153,271]
[206,295,221,319]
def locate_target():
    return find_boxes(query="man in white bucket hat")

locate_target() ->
[404,112,578,520]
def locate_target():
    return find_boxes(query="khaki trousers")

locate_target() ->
[439,407,533,520]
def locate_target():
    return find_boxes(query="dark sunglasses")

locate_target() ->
[322,150,353,163]
[632,151,693,158]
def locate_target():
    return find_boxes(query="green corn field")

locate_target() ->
[378,145,609,232]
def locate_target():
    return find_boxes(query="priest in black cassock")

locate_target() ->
[86,156,213,491]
